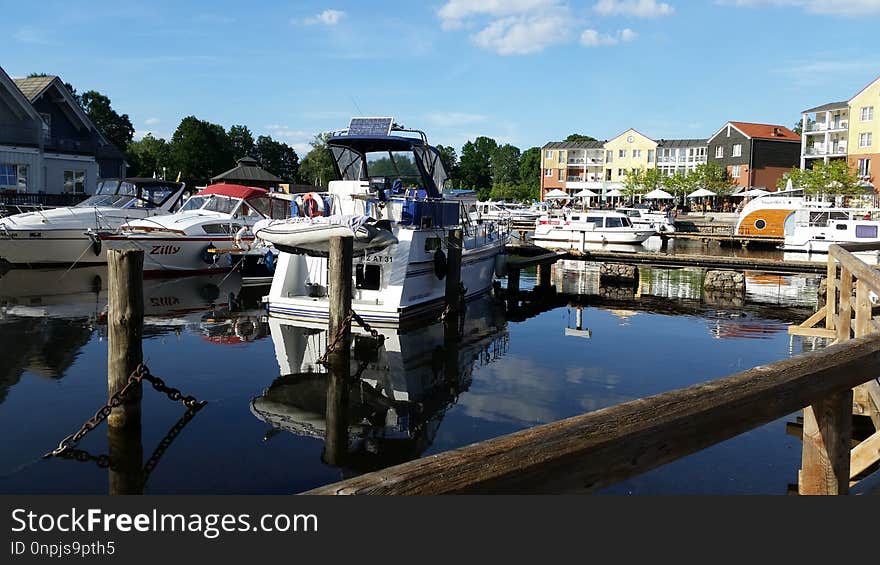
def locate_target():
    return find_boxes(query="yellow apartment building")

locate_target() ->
[848,76,880,185]
[603,129,657,183]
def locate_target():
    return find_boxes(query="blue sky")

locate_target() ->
[4,0,880,155]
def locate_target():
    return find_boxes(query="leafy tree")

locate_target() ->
[298,133,336,188]
[777,160,862,196]
[78,91,135,151]
[691,162,736,196]
[228,125,255,159]
[459,136,496,198]
[622,168,665,203]
[169,116,234,186]
[564,133,598,143]
[519,147,541,196]
[254,135,299,182]
[488,182,535,202]
[490,143,521,186]
[792,119,804,136]
[126,134,171,178]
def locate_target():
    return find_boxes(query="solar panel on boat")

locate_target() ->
[348,117,393,136]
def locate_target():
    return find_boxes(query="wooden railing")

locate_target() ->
[303,244,880,495]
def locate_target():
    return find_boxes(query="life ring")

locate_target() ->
[302,192,325,218]
[434,249,447,280]
[234,318,256,341]
[264,250,275,273]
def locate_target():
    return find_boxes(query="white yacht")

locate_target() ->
[475,200,541,223]
[101,183,290,275]
[262,118,509,326]
[783,207,880,253]
[532,210,655,252]
[615,206,676,233]
[0,178,187,266]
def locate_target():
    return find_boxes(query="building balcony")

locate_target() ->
[567,158,585,164]
[44,136,98,154]
[0,125,41,147]
[806,121,849,133]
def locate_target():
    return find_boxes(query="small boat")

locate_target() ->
[0,178,187,266]
[101,183,290,275]
[475,200,542,223]
[615,206,676,233]
[532,210,655,252]
[783,207,880,253]
[254,214,398,256]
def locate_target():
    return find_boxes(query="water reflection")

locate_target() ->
[251,297,508,474]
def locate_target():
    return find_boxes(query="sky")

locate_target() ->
[4,0,880,156]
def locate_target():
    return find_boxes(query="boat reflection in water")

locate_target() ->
[251,296,508,474]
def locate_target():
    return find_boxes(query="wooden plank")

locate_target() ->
[799,391,852,495]
[855,279,872,338]
[788,326,836,339]
[837,266,852,341]
[304,333,880,495]
[850,430,880,479]
[825,258,837,330]
[797,305,827,330]
[831,245,880,295]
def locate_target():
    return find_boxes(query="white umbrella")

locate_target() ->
[737,188,769,197]
[573,188,598,198]
[644,188,674,199]
[605,188,623,197]
[544,189,568,199]
[687,187,716,198]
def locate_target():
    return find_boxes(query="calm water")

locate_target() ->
[0,252,826,494]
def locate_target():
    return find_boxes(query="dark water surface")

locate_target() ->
[0,252,826,494]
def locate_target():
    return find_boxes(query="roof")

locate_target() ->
[849,75,880,104]
[543,141,604,149]
[328,134,429,153]
[803,101,848,114]
[656,138,707,148]
[198,184,269,200]
[729,122,800,141]
[0,68,42,123]
[211,156,283,184]
[12,75,56,102]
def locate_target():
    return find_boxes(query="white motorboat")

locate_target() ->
[0,178,187,266]
[253,214,398,256]
[782,207,880,253]
[615,206,676,233]
[101,183,290,276]
[475,200,541,223]
[532,210,655,252]
[263,117,509,326]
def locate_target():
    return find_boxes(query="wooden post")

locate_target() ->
[445,229,463,312]
[855,279,871,338]
[108,422,144,495]
[324,235,353,466]
[537,263,551,288]
[799,390,853,495]
[825,257,837,330]
[837,266,852,341]
[107,248,144,429]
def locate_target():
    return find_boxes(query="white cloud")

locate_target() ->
[717,0,880,16]
[144,117,160,125]
[301,9,345,26]
[593,0,675,17]
[580,28,638,46]
[437,0,556,29]
[472,14,572,55]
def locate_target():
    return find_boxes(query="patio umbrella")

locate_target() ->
[572,188,598,198]
[605,188,623,197]
[687,187,716,198]
[644,188,674,199]
[544,189,568,199]
[737,188,770,197]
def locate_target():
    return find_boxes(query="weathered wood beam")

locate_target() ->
[799,391,852,495]
[850,430,880,479]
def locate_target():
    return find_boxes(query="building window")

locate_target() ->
[647,149,654,162]
[545,150,552,159]
[860,133,873,148]
[558,151,565,164]
[633,149,642,158]
[39,112,51,138]
[0,164,28,190]
[731,165,741,178]
[715,146,724,158]
[618,149,626,158]
[861,107,874,122]
[544,168,552,177]
[63,170,86,193]
[732,144,742,157]
[606,150,613,163]
[558,169,563,181]
[858,159,871,177]
[617,168,625,177]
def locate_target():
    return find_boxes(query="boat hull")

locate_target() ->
[532,226,653,252]
[101,234,258,275]
[0,229,106,265]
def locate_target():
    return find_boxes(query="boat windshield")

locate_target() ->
[76,194,136,208]
[366,151,424,192]
[82,180,180,209]
[180,194,241,215]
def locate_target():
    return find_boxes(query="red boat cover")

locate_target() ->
[198,183,268,200]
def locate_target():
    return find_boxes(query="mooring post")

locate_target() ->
[324,235,353,466]
[107,248,145,494]
[508,267,521,295]
[107,248,144,428]
[537,263,552,289]
[445,228,463,312]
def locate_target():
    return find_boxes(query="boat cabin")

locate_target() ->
[180,184,290,220]
[78,178,186,211]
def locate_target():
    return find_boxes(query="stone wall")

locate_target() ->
[703,270,745,292]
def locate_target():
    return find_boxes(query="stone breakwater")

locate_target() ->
[703,270,745,292]
[599,263,638,282]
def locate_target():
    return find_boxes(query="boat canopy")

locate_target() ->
[327,134,448,199]
[199,183,269,200]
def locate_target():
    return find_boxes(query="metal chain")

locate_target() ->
[54,449,116,471]
[142,405,203,479]
[43,364,206,459]
[317,310,355,366]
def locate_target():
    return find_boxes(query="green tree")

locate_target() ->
[78,91,135,150]
[459,136,496,198]
[792,119,804,136]
[126,134,171,178]
[169,116,234,186]
[691,162,736,196]
[298,133,336,188]
[228,125,255,159]
[778,160,862,196]
[519,147,541,196]
[490,143,521,186]
[564,133,598,143]
[254,135,299,182]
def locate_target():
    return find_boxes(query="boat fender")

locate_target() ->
[303,192,325,218]
[434,248,447,280]
[234,226,249,249]
[494,252,508,278]
[264,249,275,273]
[202,243,217,264]
[87,231,102,256]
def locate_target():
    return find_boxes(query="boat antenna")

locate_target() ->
[348,95,365,116]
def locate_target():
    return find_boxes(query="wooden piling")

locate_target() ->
[445,228,463,311]
[507,268,521,295]
[537,263,551,288]
[799,391,853,495]
[107,248,144,429]
[108,422,144,495]
[324,235,353,466]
